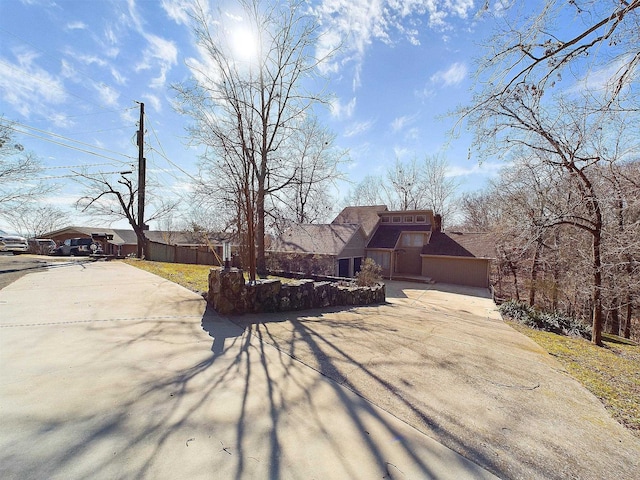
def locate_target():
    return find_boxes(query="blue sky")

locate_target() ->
[0,0,511,230]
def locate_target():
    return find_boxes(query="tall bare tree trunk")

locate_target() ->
[624,300,632,339]
[592,228,603,346]
[529,239,543,307]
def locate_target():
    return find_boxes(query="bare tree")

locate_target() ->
[75,171,178,258]
[385,157,426,210]
[346,155,459,220]
[2,205,68,238]
[174,0,333,281]
[419,154,459,226]
[0,119,55,216]
[268,116,347,231]
[344,175,387,207]
[462,1,640,345]
[472,0,639,115]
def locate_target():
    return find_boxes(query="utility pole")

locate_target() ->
[136,101,147,258]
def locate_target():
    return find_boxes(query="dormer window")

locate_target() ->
[404,215,414,223]
[401,233,425,247]
[416,215,426,223]
[392,216,402,223]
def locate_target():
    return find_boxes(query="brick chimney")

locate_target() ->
[433,214,442,232]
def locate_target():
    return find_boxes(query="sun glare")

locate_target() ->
[230,27,259,63]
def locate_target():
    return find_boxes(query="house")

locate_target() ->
[266,223,368,277]
[44,226,235,264]
[365,210,495,287]
[268,206,496,288]
[365,209,435,277]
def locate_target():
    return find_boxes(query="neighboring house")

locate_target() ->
[44,226,235,264]
[267,223,368,277]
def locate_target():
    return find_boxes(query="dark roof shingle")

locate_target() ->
[367,224,431,249]
[421,231,496,258]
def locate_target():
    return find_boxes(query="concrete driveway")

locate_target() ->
[1,261,638,479]
[239,282,640,480]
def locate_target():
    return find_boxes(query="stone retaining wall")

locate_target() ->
[208,268,385,315]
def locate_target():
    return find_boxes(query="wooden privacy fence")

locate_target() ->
[147,240,222,266]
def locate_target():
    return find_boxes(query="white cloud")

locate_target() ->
[313,0,476,85]
[0,48,66,117]
[344,120,375,137]
[393,146,412,159]
[391,113,419,133]
[126,0,178,89]
[110,67,127,85]
[76,53,108,68]
[66,21,87,30]
[161,0,193,25]
[330,96,356,119]
[565,55,638,97]
[94,82,120,107]
[143,93,162,113]
[430,61,468,86]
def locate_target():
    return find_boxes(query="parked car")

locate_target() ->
[0,230,29,255]
[54,237,103,256]
[28,238,57,255]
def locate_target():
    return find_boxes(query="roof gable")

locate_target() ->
[269,224,361,255]
[332,205,387,238]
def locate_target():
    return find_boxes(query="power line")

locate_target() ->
[36,162,134,171]
[8,121,135,160]
[147,121,198,182]
[38,170,133,180]
[11,128,133,164]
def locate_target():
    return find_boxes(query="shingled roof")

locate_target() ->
[269,223,361,256]
[44,226,235,246]
[421,231,496,259]
[367,224,432,249]
[332,205,388,238]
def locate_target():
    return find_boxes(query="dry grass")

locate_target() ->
[123,259,212,293]
[509,322,640,437]
[123,259,295,293]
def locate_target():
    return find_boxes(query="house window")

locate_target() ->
[401,233,424,247]
[416,215,427,223]
[368,251,390,269]
[381,216,390,223]
[392,216,402,223]
[404,216,414,223]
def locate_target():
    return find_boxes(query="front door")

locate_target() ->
[338,258,350,277]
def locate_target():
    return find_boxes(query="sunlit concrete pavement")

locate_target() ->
[1,262,639,480]
[0,261,497,480]
[238,281,640,480]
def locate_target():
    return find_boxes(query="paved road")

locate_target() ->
[1,261,638,479]
[0,254,91,290]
